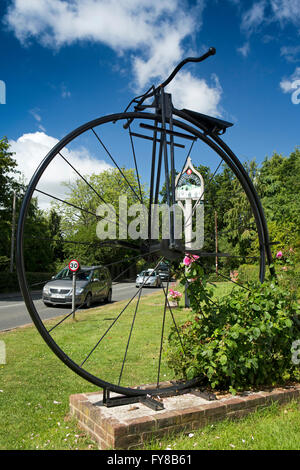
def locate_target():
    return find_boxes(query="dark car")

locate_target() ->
[42,265,112,307]
[157,263,171,282]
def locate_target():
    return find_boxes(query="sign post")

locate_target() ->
[175,157,204,307]
[68,259,80,319]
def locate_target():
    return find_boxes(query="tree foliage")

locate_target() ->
[0,137,63,273]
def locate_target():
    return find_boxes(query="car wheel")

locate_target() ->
[43,301,51,307]
[85,292,92,308]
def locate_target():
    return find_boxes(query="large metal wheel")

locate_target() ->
[16,109,273,396]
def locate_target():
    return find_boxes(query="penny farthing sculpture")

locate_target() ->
[16,48,274,404]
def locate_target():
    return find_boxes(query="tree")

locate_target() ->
[0,137,20,271]
[257,148,300,253]
[52,168,148,278]
[0,137,19,207]
[0,137,63,274]
[222,159,260,263]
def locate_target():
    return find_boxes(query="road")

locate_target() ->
[0,282,165,332]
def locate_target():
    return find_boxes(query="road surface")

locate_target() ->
[0,282,166,332]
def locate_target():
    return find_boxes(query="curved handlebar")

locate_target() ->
[157,47,216,90]
[123,47,216,128]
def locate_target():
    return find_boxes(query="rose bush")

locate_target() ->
[166,253,300,393]
[168,289,182,302]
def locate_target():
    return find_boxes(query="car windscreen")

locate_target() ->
[55,268,72,279]
[55,268,91,281]
[139,271,156,277]
[77,271,92,281]
[158,265,169,271]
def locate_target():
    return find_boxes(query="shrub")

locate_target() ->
[0,272,54,293]
[166,264,300,393]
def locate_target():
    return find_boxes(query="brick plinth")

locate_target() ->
[69,384,300,450]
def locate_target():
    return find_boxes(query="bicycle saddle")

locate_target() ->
[182,108,233,135]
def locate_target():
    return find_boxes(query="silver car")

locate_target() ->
[42,265,112,307]
[136,269,162,288]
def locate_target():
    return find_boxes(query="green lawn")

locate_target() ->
[143,400,300,450]
[0,288,190,449]
[0,282,299,450]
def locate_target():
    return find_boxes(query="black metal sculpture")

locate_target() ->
[16,48,274,407]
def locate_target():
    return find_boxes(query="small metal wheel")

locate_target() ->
[17,110,273,396]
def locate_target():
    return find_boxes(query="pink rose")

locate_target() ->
[183,254,200,266]
[183,256,192,266]
[276,251,283,259]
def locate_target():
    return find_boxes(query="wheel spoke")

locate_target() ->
[128,126,144,205]
[59,152,109,207]
[193,260,252,292]
[148,121,158,239]
[80,257,164,367]
[48,298,87,333]
[160,281,186,355]
[18,108,269,394]
[91,127,143,204]
[118,285,143,386]
[46,252,153,334]
[35,189,98,218]
[156,278,169,388]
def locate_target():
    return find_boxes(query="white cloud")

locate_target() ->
[270,0,300,25]
[237,42,250,57]
[280,67,300,92]
[166,72,223,116]
[240,0,300,35]
[4,0,179,49]
[29,107,46,132]
[29,108,42,122]
[4,0,223,116]
[9,131,112,210]
[280,45,300,62]
[241,1,267,34]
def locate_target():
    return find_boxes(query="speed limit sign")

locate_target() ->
[68,259,80,272]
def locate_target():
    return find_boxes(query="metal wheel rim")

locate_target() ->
[16,111,270,396]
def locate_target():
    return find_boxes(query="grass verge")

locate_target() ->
[143,400,300,450]
[0,282,298,450]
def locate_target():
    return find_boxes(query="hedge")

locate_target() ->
[0,272,54,293]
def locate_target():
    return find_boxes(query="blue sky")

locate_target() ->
[0,0,299,206]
